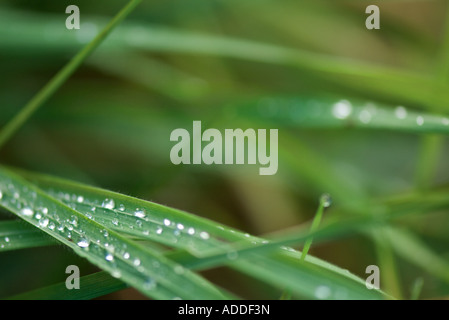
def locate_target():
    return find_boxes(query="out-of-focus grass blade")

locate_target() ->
[0,220,55,252]
[0,166,227,300]
[16,168,385,299]
[0,9,447,109]
[9,271,127,300]
[231,97,449,135]
[384,227,449,284]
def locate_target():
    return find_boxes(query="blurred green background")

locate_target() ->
[1,0,449,299]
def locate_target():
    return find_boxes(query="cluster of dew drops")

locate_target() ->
[0,181,217,295]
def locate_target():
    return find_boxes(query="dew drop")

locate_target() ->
[70,215,78,227]
[119,204,126,212]
[187,228,195,235]
[77,238,90,248]
[112,218,119,226]
[0,190,3,200]
[163,219,171,226]
[42,207,49,215]
[177,223,184,230]
[48,222,56,231]
[39,218,49,228]
[21,208,34,217]
[102,199,115,210]
[123,252,130,259]
[133,258,141,267]
[358,109,372,124]
[332,100,352,120]
[199,231,210,240]
[77,196,84,203]
[156,227,163,235]
[395,106,407,119]
[174,265,185,275]
[320,193,332,208]
[4,237,10,243]
[416,116,424,126]
[315,285,332,300]
[111,270,121,279]
[134,209,146,219]
[105,253,114,262]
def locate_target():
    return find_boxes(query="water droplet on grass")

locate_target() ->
[358,109,372,124]
[187,228,195,235]
[102,199,115,210]
[395,106,407,119]
[21,208,34,217]
[105,253,114,262]
[332,100,352,120]
[133,258,141,267]
[320,194,332,208]
[200,232,210,240]
[163,219,171,226]
[39,218,49,228]
[134,209,146,219]
[77,196,84,203]
[5,237,10,243]
[315,285,331,300]
[111,270,121,279]
[416,116,424,126]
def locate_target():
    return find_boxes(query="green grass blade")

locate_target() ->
[9,271,127,300]
[0,166,227,300]
[0,0,142,150]
[0,220,56,252]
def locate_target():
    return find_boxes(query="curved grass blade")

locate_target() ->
[9,271,127,300]
[17,168,385,299]
[0,166,227,300]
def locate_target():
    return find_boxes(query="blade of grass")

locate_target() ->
[0,0,143,150]
[9,271,127,300]
[0,166,228,300]
[300,194,330,261]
